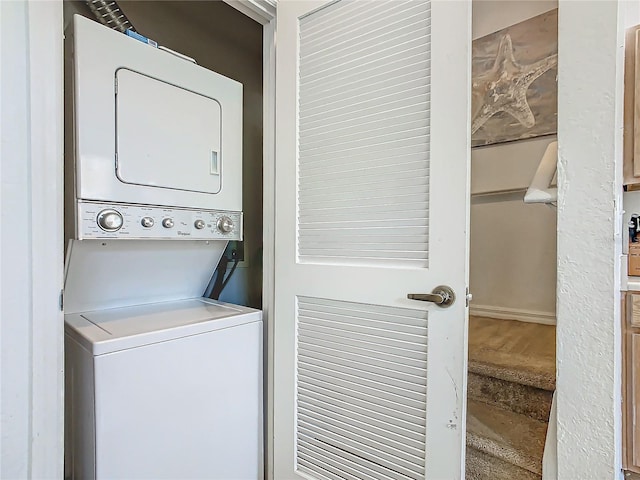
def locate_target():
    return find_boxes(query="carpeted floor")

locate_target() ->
[466,316,556,480]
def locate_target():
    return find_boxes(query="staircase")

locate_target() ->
[466,316,556,480]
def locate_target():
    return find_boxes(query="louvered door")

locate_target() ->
[274,1,471,479]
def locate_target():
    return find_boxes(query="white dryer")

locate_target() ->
[67,14,243,241]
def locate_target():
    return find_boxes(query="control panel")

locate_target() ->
[77,201,242,240]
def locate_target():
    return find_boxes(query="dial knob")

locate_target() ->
[216,216,234,234]
[162,218,174,229]
[97,209,123,232]
[141,217,154,228]
[194,219,206,230]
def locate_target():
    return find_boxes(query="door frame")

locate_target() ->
[1,1,65,476]
[220,2,278,478]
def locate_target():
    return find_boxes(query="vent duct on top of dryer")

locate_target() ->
[86,0,135,33]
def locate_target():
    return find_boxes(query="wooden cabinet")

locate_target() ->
[624,292,640,473]
[624,25,640,187]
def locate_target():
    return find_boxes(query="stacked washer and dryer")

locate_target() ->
[64,15,262,479]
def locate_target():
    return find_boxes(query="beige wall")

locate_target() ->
[470,0,558,321]
[64,1,263,308]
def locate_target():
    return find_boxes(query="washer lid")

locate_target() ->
[63,239,227,314]
[65,298,261,355]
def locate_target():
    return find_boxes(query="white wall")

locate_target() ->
[1,1,64,477]
[1,4,32,475]
[555,0,634,477]
[470,1,558,323]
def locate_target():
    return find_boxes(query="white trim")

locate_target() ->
[223,0,276,24]
[224,2,277,477]
[27,3,65,477]
[0,0,64,477]
[261,17,276,480]
[470,304,556,325]
[542,391,558,480]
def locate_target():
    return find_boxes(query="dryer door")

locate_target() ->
[116,69,222,195]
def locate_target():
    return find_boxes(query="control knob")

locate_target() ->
[141,217,154,228]
[216,216,234,234]
[194,219,206,230]
[97,209,123,232]
[162,218,174,228]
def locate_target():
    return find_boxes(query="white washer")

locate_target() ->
[65,298,262,480]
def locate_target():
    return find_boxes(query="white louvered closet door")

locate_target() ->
[274,1,471,479]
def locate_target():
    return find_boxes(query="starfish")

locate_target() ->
[472,33,558,134]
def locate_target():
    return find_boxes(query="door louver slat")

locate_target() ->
[299,439,415,480]
[298,333,427,367]
[299,399,425,451]
[298,424,423,477]
[300,1,423,44]
[300,195,429,211]
[299,353,426,389]
[298,299,428,324]
[301,13,430,66]
[301,88,430,129]
[301,50,430,97]
[298,360,426,401]
[297,392,425,442]
[296,296,428,479]
[298,444,400,480]
[298,341,426,377]
[299,322,426,354]
[302,97,430,135]
[298,0,431,267]
[299,152,428,175]
[298,310,427,343]
[298,381,426,428]
[299,377,426,420]
[300,119,430,152]
[300,189,429,206]
[298,330,427,363]
[299,410,425,464]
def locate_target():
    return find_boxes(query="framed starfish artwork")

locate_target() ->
[472,9,558,147]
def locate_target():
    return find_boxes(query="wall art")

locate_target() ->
[472,9,558,147]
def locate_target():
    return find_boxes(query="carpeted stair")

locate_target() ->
[466,316,556,480]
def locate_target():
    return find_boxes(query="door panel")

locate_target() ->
[297,0,430,270]
[297,297,428,480]
[274,1,471,478]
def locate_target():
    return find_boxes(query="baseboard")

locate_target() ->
[470,304,556,325]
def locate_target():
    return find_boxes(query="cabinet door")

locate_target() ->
[630,294,640,328]
[630,334,640,469]
[624,26,640,186]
